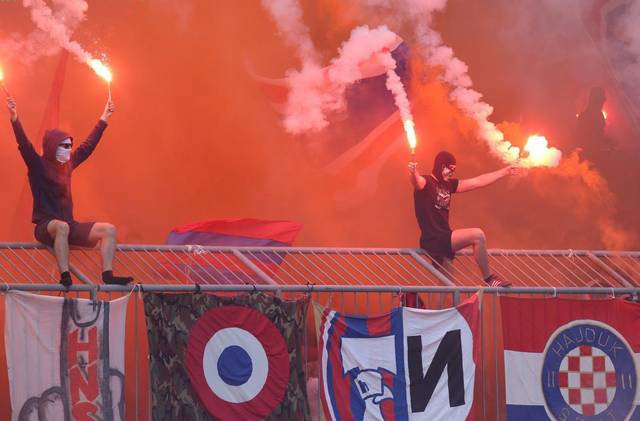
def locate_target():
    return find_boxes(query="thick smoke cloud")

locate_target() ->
[0,0,90,64]
[1,0,638,252]
[262,18,403,134]
[258,0,637,249]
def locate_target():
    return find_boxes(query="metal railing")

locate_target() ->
[1,243,639,288]
[1,244,639,419]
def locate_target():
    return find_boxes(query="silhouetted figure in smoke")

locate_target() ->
[7,97,132,287]
[409,152,517,287]
[575,87,611,168]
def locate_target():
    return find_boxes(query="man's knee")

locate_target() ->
[472,228,486,244]
[103,223,117,239]
[52,221,70,237]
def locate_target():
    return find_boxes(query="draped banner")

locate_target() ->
[501,296,640,420]
[163,218,302,284]
[4,291,129,421]
[315,295,480,421]
[144,292,310,421]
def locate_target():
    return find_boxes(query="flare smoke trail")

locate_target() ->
[0,0,92,64]
[361,0,562,167]
[386,68,413,123]
[260,0,318,64]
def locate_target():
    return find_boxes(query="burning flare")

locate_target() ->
[403,119,417,153]
[88,59,112,83]
[0,66,10,96]
[519,135,562,168]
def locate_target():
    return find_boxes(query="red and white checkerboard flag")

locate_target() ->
[501,297,640,420]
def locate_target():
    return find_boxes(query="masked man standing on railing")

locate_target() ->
[409,151,516,287]
[7,96,132,287]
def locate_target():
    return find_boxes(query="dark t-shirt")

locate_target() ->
[413,175,459,244]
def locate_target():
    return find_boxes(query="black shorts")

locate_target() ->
[34,220,98,248]
[420,232,455,265]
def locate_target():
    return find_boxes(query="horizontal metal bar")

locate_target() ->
[116,245,424,255]
[458,249,582,257]
[0,243,47,249]
[1,243,639,257]
[0,284,638,295]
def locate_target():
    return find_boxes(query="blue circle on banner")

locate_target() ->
[218,345,253,386]
[541,321,637,421]
[185,306,290,421]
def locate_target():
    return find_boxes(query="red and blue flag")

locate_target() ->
[163,218,302,284]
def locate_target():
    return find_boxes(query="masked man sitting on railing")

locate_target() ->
[409,151,517,287]
[7,96,132,287]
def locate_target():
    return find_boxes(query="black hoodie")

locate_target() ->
[11,118,108,224]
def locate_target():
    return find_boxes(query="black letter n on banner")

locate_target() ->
[408,329,465,413]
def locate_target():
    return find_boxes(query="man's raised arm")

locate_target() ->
[408,161,427,190]
[7,97,39,167]
[457,165,518,193]
[72,99,114,168]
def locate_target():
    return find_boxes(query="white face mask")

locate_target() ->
[56,141,72,163]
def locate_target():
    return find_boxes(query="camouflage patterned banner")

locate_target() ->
[144,292,310,421]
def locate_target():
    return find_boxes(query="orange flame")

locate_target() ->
[0,66,9,96]
[87,59,112,83]
[520,134,562,168]
[403,120,417,152]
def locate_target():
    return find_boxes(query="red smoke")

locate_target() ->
[0,0,638,250]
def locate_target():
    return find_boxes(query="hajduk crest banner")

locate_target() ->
[315,294,480,421]
[143,291,310,421]
[501,296,640,420]
[4,291,129,421]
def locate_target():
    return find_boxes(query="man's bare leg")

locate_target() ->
[46,220,72,286]
[88,222,116,271]
[88,223,132,285]
[451,228,510,286]
[451,228,491,279]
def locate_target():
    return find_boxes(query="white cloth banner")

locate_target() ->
[316,294,480,421]
[4,291,129,421]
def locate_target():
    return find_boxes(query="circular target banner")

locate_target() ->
[186,306,290,420]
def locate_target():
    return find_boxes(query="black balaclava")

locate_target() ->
[432,151,456,182]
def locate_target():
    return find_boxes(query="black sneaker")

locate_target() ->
[102,270,133,285]
[59,272,72,288]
